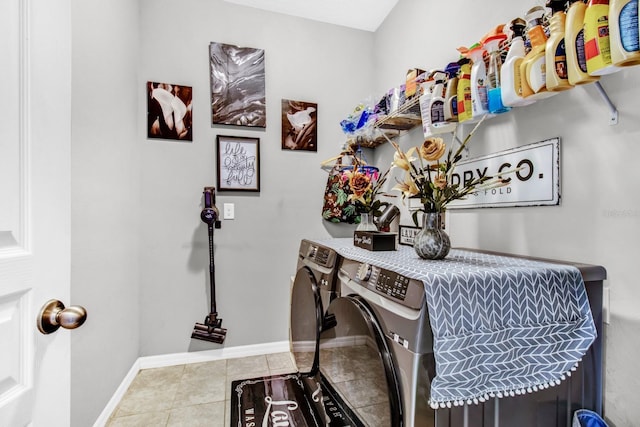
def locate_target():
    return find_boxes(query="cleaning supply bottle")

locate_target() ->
[468,43,491,120]
[429,71,448,126]
[546,0,575,91]
[584,0,620,75]
[444,62,460,122]
[566,0,601,84]
[502,18,537,107]
[520,6,557,100]
[457,58,473,123]
[484,33,511,114]
[419,75,436,137]
[609,0,640,66]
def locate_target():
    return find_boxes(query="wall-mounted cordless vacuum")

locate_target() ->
[191,186,227,344]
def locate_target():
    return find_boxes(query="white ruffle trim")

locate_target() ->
[428,362,579,410]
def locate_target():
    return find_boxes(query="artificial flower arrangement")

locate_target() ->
[390,118,510,225]
[342,164,390,219]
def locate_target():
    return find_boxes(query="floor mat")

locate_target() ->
[230,373,364,426]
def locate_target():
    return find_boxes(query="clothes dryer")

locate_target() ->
[320,257,437,426]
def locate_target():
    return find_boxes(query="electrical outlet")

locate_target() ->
[223,203,235,220]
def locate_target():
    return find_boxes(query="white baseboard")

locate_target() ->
[92,341,290,427]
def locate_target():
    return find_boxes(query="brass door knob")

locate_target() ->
[37,299,87,334]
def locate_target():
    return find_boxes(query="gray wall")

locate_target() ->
[70,1,141,426]
[374,1,640,426]
[137,0,374,355]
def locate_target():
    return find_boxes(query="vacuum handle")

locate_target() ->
[198,186,219,315]
[201,187,219,225]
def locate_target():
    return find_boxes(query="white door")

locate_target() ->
[0,0,76,426]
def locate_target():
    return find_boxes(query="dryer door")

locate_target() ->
[290,266,324,376]
[319,295,403,427]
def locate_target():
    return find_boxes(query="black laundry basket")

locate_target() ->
[573,409,609,427]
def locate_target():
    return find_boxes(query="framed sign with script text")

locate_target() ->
[216,135,260,192]
[447,138,560,209]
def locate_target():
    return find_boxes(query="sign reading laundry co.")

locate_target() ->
[447,138,560,209]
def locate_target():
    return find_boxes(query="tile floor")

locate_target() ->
[106,352,297,427]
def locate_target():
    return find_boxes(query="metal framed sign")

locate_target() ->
[447,138,561,209]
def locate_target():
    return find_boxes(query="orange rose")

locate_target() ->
[419,137,446,161]
[434,174,447,190]
[347,171,372,204]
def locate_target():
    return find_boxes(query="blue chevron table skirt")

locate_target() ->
[316,238,597,409]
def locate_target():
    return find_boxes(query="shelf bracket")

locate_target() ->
[592,81,618,126]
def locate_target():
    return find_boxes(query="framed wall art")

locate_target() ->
[281,99,317,151]
[216,135,260,192]
[209,42,266,128]
[147,81,193,141]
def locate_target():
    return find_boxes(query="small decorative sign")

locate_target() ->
[447,138,561,209]
[353,231,397,251]
[399,225,420,246]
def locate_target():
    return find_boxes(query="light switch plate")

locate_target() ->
[223,203,234,220]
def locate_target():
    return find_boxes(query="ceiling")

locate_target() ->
[223,0,399,32]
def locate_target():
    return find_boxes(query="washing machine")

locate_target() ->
[291,239,367,426]
[290,239,341,373]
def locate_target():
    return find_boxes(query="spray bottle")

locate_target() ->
[484,33,511,114]
[546,0,574,91]
[584,0,620,75]
[457,58,473,123]
[502,18,537,107]
[609,0,640,66]
[468,43,491,120]
[520,6,557,100]
[444,62,460,122]
[566,0,601,84]
[429,71,448,126]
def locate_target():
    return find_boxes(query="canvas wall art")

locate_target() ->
[147,81,193,141]
[209,42,266,128]
[281,99,317,151]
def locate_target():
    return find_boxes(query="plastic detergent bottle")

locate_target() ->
[546,0,574,91]
[609,0,640,66]
[584,0,620,75]
[457,58,473,123]
[484,33,511,114]
[566,0,601,84]
[419,76,436,136]
[429,71,448,125]
[444,62,460,122]
[468,43,491,120]
[520,6,557,100]
[502,18,537,107]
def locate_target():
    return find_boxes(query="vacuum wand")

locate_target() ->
[191,187,227,344]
